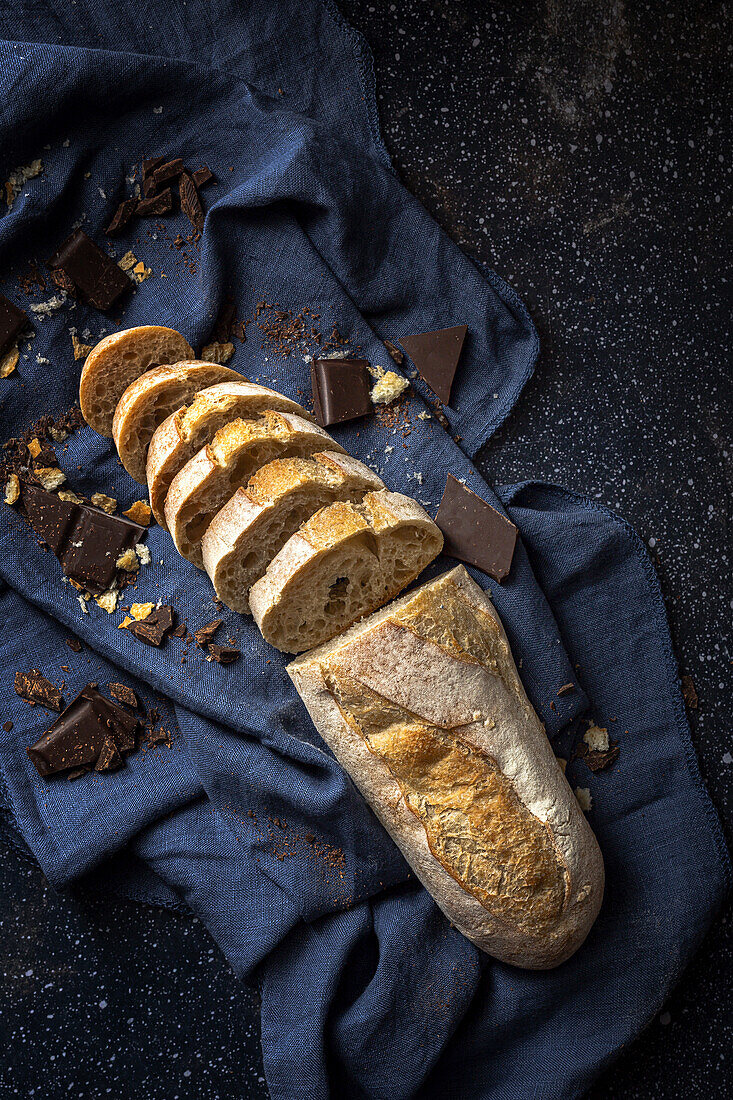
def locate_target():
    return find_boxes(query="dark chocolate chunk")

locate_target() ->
[192,166,215,189]
[194,619,222,647]
[681,674,698,710]
[14,670,64,711]
[383,339,404,365]
[170,622,187,638]
[26,686,111,777]
[136,188,173,217]
[48,229,132,312]
[3,721,13,732]
[95,737,123,772]
[436,474,518,582]
[179,171,204,232]
[399,324,467,405]
[127,606,175,647]
[151,158,184,189]
[105,198,137,236]
[574,738,620,773]
[310,358,372,427]
[108,682,138,709]
[0,293,28,356]
[142,156,165,196]
[22,484,145,594]
[145,726,171,747]
[557,683,575,696]
[65,638,83,653]
[207,644,240,664]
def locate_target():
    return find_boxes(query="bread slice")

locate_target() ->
[202,451,385,613]
[250,491,443,653]
[165,411,341,567]
[146,382,313,529]
[288,566,604,968]
[112,361,242,484]
[80,326,195,437]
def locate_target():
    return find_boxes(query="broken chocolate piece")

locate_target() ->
[26,684,139,778]
[574,739,620,773]
[194,619,222,647]
[126,606,175,647]
[65,638,82,653]
[170,622,187,638]
[14,670,64,711]
[310,358,372,427]
[681,674,698,710]
[105,198,137,236]
[399,324,467,405]
[151,158,184,190]
[142,156,165,196]
[3,721,13,733]
[95,738,122,772]
[557,683,575,696]
[207,644,240,664]
[436,474,518,582]
[136,188,173,217]
[48,229,132,312]
[109,683,138,709]
[179,171,204,232]
[383,339,404,365]
[192,166,215,189]
[0,293,28,356]
[22,484,145,594]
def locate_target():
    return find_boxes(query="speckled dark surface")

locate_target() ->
[1,1,730,1097]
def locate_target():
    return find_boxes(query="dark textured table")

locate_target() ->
[1,2,730,1097]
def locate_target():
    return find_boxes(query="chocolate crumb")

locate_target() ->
[681,674,698,710]
[65,638,83,653]
[557,683,575,696]
[194,619,222,647]
[207,644,240,664]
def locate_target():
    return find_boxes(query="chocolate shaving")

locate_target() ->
[136,188,173,217]
[65,638,83,653]
[3,721,13,732]
[14,670,64,711]
[194,619,222,647]
[383,339,404,365]
[557,683,575,696]
[207,644,240,664]
[108,683,138,709]
[126,606,175,647]
[105,198,137,236]
[179,171,204,232]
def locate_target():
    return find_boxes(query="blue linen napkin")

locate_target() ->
[0,3,728,1098]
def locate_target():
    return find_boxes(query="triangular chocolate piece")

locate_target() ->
[22,484,79,554]
[399,325,467,405]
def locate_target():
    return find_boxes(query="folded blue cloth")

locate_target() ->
[0,3,728,1098]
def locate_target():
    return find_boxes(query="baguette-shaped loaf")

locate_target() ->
[165,411,342,568]
[112,361,242,483]
[146,381,313,528]
[202,451,385,613]
[251,491,443,653]
[80,326,195,437]
[289,566,604,968]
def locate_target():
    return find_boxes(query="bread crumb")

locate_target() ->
[575,787,592,812]
[118,251,137,271]
[417,410,431,420]
[34,467,66,490]
[77,594,89,614]
[584,724,609,752]
[371,370,409,406]
[135,543,151,566]
[4,473,20,505]
[58,490,83,504]
[118,616,132,629]
[201,341,235,364]
[71,334,92,360]
[91,492,116,514]
[556,757,568,773]
[4,158,43,209]
[28,438,42,458]
[131,261,152,283]
[29,295,66,317]
[129,602,154,621]
[123,500,152,525]
[0,345,19,377]
[49,426,69,443]
[95,588,119,613]
[115,548,139,572]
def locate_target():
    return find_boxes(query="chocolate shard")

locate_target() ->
[194,619,222,647]
[436,474,518,583]
[192,166,215,189]
[151,158,184,190]
[127,606,175,647]
[105,198,137,236]
[179,171,204,232]
[399,324,467,405]
[310,358,372,427]
[14,670,64,711]
[108,682,138,709]
[0,293,28,356]
[95,737,122,772]
[26,686,107,777]
[136,188,173,217]
[142,156,165,196]
[557,682,575,697]
[48,229,132,312]
[207,644,240,664]
[383,339,404,365]
[22,484,145,594]
[65,638,83,653]
[574,739,620,773]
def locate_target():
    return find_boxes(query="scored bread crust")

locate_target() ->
[288,566,604,969]
[250,490,443,653]
[164,411,342,568]
[202,451,386,613]
[80,326,195,437]
[112,361,242,484]
[146,381,313,529]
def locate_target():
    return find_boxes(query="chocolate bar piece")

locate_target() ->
[48,229,132,312]
[14,670,64,711]
[436,474,518,582]
[23,484,145,593]
[310,358,372,427]
[399,324,467,405]
[127,606,175,647]
[151,158,184,190]
[136,188,173,217]
[105,198,137,236]
[142,156,165,197]
[179,171,204,232]
[0,293,28,355]
[27,685,139,778]
[192,166,215,189]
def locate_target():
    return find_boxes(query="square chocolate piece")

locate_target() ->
[310,358,372,427]
[436,474,518,582]
[48,229,132,312]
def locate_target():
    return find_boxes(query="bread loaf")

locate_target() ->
[288,566,604,968]
[79,326,195,437]
[164,412,341,567]
[112,361,242,483]
[146,382,313,528]
[250,491,443,653]
[202,451,385,613]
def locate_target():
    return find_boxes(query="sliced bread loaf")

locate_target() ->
[165,411,342,567]
[202,451,385,613]
[112,361,242,484]
[80,326,195,437]
[146,382,313,528]
[249,491,443,653]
